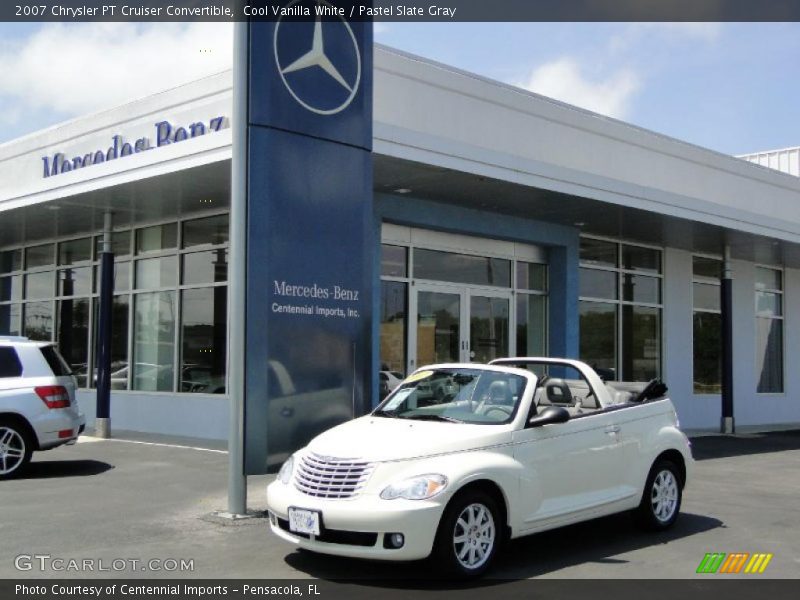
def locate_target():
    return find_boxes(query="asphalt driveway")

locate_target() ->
[0,430,798,580]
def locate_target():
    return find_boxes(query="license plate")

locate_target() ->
[288,508,321,536]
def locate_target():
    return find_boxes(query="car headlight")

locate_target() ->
[278,456,294,485]
[380,474,448,500]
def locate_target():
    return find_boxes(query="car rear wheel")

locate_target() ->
[432,490,501,579]
[0,420,32,479]
[636,459,682,530]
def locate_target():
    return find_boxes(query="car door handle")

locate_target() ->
[604,425,620,435]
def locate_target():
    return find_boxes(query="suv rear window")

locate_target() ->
[40,345,72,376]
[0,347,23,378]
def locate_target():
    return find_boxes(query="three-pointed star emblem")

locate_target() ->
[280,18,354,93]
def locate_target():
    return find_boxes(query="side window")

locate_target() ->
[40,345,72,376]
[0,346,23,378]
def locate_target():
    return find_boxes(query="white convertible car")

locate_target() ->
[266,358,693,577]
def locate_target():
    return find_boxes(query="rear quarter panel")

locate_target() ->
[614,399,693,497]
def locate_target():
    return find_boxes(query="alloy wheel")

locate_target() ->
[452,502,496,570]
[0,426,26,476]
[650,469,679,523]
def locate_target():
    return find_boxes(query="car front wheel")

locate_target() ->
[432,490,501,578]
[0,420,33,480]
[636,459,682,530]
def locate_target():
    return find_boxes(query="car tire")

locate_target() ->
[432,490,502,579]
[636,459,682,530]
[0,419,33,480]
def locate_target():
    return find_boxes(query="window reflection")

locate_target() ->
[133,292,176,392]
[58,298,90,387]
[180,287,227,393]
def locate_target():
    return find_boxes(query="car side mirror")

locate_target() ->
[528,406,571,428]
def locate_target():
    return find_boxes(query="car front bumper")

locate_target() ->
[266,480,446,561]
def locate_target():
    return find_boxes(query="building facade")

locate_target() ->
[2,45,800,440]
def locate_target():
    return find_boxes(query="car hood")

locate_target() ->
[305,415,512,462]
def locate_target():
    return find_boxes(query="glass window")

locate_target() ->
[136,224,177,254]
[0,347,22,378]
[94,262,131,293]
[115,262,131,293]
[26,244,55,269]
[182,251,228,285]
[39,345,72,376]
[621,245,661,274]
[0,275,22,302]
[25,271,54,299]
[58,238,92,265]
[579,268,617,300]
[693,313,721,394]
[621,305,661,381]
[516,262,547,292]
[179,287,227,393]
[755,267,783,393]
[135,256,177,289]
[756,318,783,393]
[24,301,53,341]
[579,301,617,378]
[413,249,511,287]
[755,267,782,291]
[580,238,617,268]
[516,294,546,357]
[92,296,130,390]
[132,291,176,392]
[621,274,660,304]
[379,281,407,384]
[693,256,722,280]
[756,292,782,317]
[182,215,229,248]
[96,231,132,259]
[693,282,720,312]
[57,298,90,386]
[0,304,22,336]
[0,249,22,274]
[58,267,92,297]
[381,245,407,278]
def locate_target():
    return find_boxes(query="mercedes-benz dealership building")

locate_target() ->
[2,43,800,442]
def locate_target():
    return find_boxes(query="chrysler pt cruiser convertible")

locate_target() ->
[266,358,693,577]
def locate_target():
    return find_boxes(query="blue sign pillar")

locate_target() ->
[243,4,374,474]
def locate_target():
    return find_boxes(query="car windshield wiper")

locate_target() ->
[399,413,462,423]
[372,409,399,418]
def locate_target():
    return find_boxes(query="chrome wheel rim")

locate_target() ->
[0,426,26,475]
[452,502,496,570]
[651,469,679,523]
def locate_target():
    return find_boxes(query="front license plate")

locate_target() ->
[288,508,321,536]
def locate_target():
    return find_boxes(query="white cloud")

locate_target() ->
[0,23,233,122]
[641,22,722,41]
[516,58,640,119]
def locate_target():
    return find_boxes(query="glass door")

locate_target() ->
[411,284,512,371]
[414,285,462,367]
[468,291,510,363]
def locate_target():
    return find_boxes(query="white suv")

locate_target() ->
[0,337,86,479]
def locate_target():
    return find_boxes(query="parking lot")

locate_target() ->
[0,430,798,580]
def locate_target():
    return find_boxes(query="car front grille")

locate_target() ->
[294,452,375,499]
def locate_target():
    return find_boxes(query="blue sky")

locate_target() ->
[1,21,799,155]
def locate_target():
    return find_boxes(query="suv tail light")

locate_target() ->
[35,386,71,409]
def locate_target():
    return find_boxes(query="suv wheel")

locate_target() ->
[0,420,32,479]
[432,490,501,578]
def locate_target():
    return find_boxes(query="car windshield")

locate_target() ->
[372,368,528,425]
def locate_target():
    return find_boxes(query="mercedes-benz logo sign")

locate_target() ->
[273,0,362,116]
